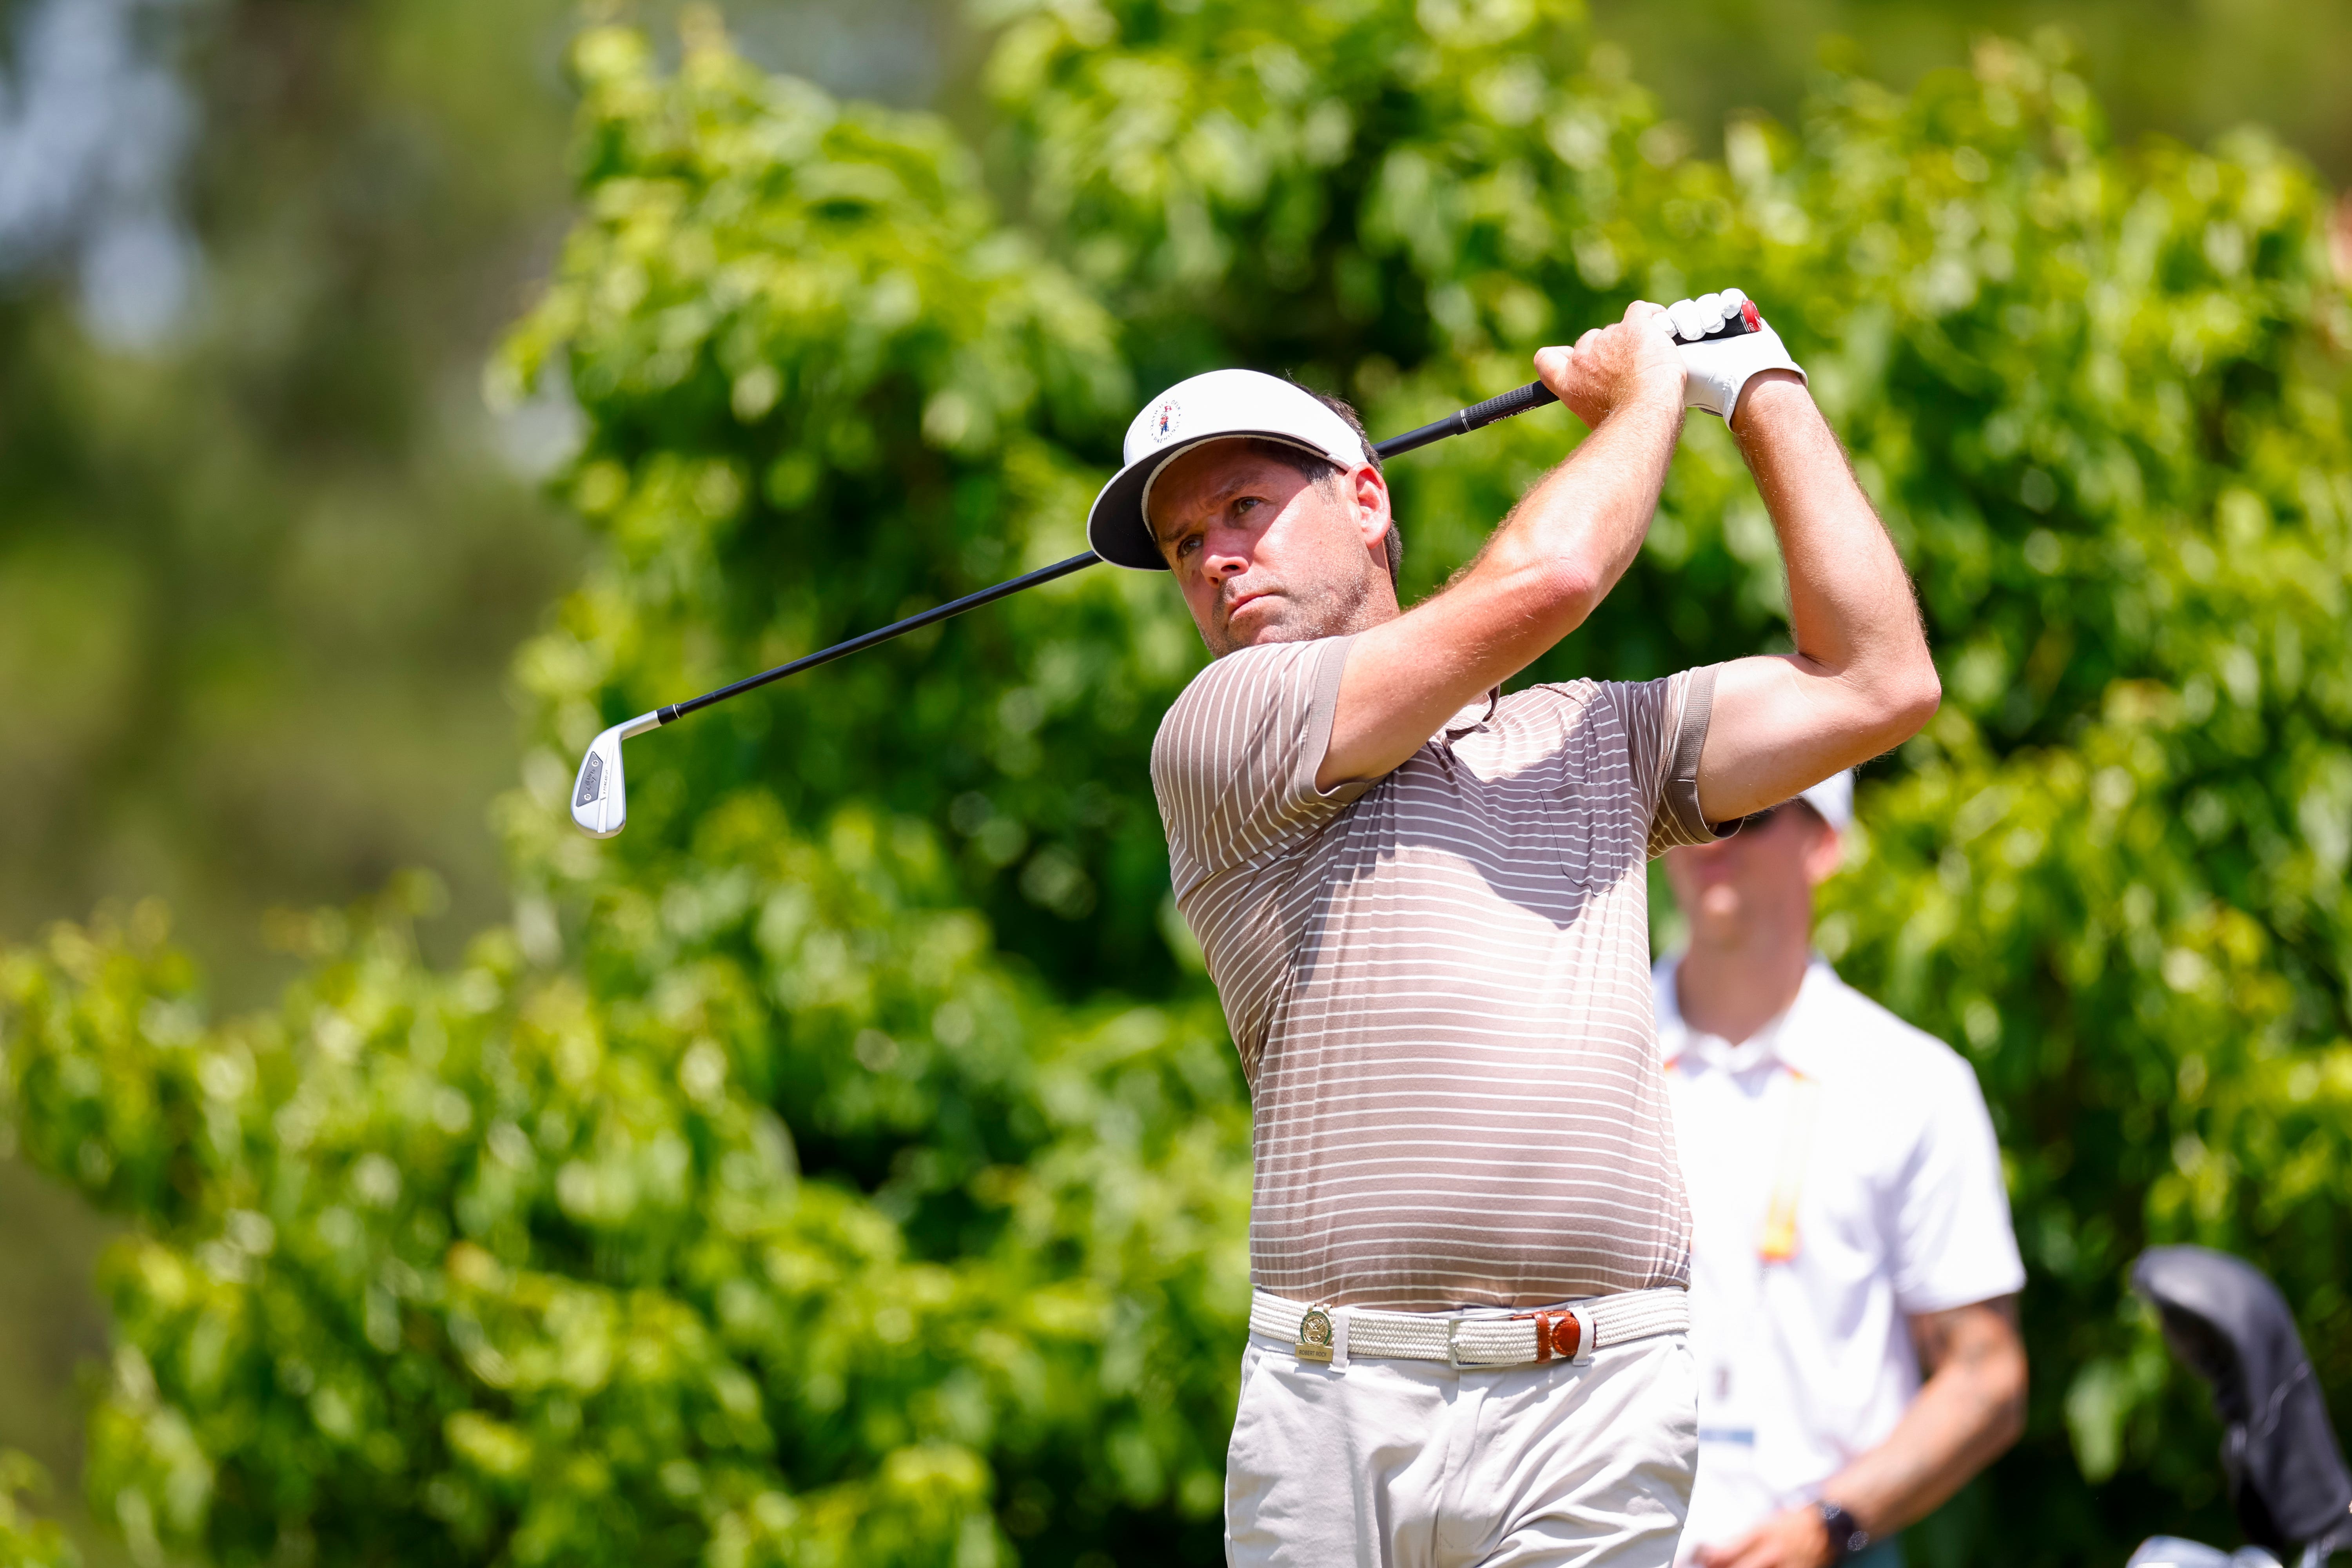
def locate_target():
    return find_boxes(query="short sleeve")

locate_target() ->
[1151,637,1366,900]
[1600,665,1732,857]
[1887,1056,2028,1314]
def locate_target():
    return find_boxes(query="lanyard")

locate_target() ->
[1665,1050,1820,1261]
[1666,1038,1822,1458]
[1758,1069,1820,1262]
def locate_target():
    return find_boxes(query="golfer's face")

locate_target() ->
[1148,443,1384,656]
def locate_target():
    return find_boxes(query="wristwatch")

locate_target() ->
[1816,1500,1871,1564]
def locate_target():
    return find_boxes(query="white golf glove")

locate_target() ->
[1652,288,1805,424]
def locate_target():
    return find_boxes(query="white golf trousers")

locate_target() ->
[1225,1329,1697,1568]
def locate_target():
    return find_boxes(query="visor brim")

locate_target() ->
[1083,431,1345,573]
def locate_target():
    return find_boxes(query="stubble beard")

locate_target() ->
[1202,555,1383,659]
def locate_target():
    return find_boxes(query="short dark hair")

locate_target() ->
[1245,387,1401,584]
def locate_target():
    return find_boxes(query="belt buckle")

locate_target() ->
[1296,1305,1335,1364]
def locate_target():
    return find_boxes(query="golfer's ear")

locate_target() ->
[1350,465,1390,542]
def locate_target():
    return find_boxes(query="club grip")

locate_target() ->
[1373,379,1561,459]
[1459,380,1560,430]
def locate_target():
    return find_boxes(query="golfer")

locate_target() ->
[1657,772,2027,1568]
[1083,296,1942,1567]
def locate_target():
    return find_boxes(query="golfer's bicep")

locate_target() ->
[1320,523,1615,789]
[1695,652,1895,820]
[1318,614,1499,789]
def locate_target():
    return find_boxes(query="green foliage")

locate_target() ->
[1696,51,2352,1547]
[0,1453,77,1568]
[2,5,2349,1567]
[3,850,1247,1564]
[0,0,580,997]
[495,19,1194,1001]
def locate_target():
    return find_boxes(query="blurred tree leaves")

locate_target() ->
[0,0,583,996]
[0,1451,78,1568]
[4,859,1250,1563]
[3,4,2350,1567]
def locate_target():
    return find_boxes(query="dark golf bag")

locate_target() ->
[2124,1246,2352,1568]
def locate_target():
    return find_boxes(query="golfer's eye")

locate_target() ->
[1174,534,1201,559]
[1233,496,1263,518]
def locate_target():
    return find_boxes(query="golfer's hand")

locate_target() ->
[1669,297,1806,426]
[1534,299,1684,430]
[1690,1506,1836,1568]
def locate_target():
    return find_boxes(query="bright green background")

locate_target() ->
[1,0,2348,1563]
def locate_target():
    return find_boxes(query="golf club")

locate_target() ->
[572,297,1765,837]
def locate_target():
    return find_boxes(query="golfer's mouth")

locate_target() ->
[1225,589,1279,620]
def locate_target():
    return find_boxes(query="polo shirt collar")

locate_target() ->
[1443,688,1500,737]
[1661,955,1840,1078]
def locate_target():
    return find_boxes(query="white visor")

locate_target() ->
[1797,769,1854,831]
[1085,369,1370,570]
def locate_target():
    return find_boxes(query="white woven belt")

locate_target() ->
[1249,1287,1689,1369]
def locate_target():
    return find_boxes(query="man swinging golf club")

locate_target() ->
[1089,296,1942,1568]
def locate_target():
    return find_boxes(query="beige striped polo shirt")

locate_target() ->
[1152,635,1722,1312]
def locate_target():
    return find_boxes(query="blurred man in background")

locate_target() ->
[1655,772,2029,1568]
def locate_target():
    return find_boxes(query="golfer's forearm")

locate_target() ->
[1694,377,1938,819]
[1320,385,1681,786]
[1737,376,1929,696]
[1477,378,1683,614]
[1824,1303,2027,1538]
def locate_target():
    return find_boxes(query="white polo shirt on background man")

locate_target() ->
[1655,773,2026,1567]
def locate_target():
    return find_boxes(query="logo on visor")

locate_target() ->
[1151,399,1182,443]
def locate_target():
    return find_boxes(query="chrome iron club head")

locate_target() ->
[570,711,663,838]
